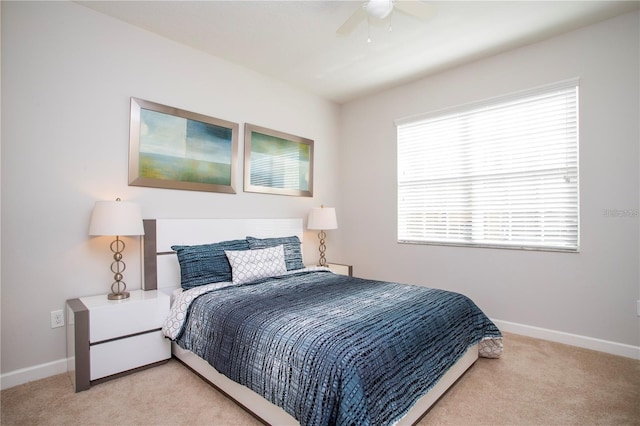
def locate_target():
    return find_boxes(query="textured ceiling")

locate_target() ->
[78,1,639,104]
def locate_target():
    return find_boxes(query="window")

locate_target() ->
[396,79,579,252]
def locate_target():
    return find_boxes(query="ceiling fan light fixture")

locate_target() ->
[366,0,394,20]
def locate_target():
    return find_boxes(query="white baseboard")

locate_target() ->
[493,319,640,360]
[2,322,638,390]
[0,358,68,390]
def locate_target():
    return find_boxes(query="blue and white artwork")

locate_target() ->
[139,108,233,186]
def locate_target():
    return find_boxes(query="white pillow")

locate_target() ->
[225,245,287,285]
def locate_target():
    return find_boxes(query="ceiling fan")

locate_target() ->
[336,0,436,36]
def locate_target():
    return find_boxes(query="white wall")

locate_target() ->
[0,1,342,381]
[340,11,640,353]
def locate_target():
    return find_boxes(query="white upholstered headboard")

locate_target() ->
[141,218,304,292]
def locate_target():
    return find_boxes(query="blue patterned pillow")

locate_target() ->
[172,239,250,289]
[246,236,304,271]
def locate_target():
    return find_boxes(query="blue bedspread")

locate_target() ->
[173,270,501,425]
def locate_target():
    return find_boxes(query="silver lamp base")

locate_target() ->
[317,230,328,267]
[107,236,130,300]
[108,291,130,300]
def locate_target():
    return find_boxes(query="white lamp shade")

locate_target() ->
[89,200,145,236]
[307,207,338,230]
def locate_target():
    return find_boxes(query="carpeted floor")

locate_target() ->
[1,333,639,425]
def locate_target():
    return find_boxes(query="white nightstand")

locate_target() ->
[66,290,171,392]
[325,262,353,276]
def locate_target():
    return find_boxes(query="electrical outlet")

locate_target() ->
[50,310,64,328]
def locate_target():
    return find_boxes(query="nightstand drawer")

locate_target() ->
[91,330,170,380]
[83,292,169,342]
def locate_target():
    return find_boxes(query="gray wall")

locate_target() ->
[339,10,640,350]
[1,2,638,383]
[1,1,342,377]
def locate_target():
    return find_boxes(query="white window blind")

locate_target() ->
[396,79,579,251]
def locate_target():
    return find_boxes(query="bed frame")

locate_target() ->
[141,218,478,425]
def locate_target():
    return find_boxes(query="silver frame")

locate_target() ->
[243,123,314,197]
[129,97,239,194]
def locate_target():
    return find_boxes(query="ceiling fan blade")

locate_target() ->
[394,0,436,20]
[336,4,367,36]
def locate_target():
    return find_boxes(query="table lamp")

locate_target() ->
[307,206,338,267]
[89,198,144,300]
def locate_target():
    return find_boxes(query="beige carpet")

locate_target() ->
[2,333,639,425]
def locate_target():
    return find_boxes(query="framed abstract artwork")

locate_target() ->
[243,123,313,197]
[129,98,239,194]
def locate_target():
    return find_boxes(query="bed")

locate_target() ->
[141,218,502,425]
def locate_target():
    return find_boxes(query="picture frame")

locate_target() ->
[129,97,239,194]
[243,123,314,197]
